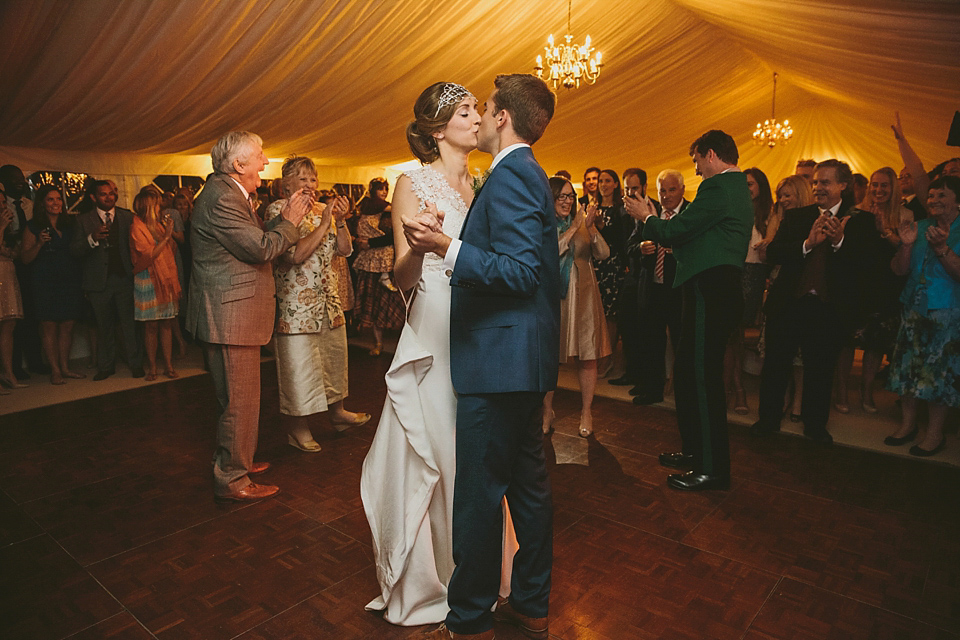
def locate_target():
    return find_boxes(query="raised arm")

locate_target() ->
[892,112,930,205]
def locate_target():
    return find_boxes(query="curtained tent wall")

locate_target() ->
[1,0,958,196]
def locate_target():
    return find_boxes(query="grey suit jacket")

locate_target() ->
[185,173,299,346]
[70,207,135,291]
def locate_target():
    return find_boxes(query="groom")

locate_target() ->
[403,74,560,640]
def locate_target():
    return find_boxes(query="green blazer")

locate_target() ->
[641,170,753,287]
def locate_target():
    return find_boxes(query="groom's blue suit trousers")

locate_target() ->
[446,391,552,634]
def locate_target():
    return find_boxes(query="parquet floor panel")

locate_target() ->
[62,612,156,640]
[683,480,957,631]
[0,534,122,639]
[549,515,779,640]
[742,578,958,640]
[2,351,957,639]
[87,499,371,640]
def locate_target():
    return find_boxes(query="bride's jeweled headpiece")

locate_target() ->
[435,83,474,117]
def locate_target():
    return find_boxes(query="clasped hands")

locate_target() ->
[901,217,947,253]
[623,195,658,222]
[280,188,314,227]
[806,213,848,249]
[402,201,448,256]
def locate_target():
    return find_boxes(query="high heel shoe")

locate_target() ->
[287,433,322,452]
[909,437,946,457]
[0,377,28,389]
[884,427,919,446]
[330,412,371,432]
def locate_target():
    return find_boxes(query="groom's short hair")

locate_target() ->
[493,74,555,144]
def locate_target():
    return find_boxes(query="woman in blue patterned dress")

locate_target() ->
[885,175,960,456]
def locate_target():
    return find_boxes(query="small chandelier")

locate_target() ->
[534,0,603,90]
[753,72,793,148]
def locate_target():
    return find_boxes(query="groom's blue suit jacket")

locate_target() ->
[449,146,561,395]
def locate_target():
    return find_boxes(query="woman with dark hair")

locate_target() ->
[130,189,180,381]
[0,186,25,392]
[885,175,960,456]
[591,168,629,375]
[268,156,369,452]
[353,177,404,355]
[20,185,85,384]
[835,166,913,413]
[725,167,774,414]
[541,176,611,436]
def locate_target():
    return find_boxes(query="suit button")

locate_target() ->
[444,269,453,277]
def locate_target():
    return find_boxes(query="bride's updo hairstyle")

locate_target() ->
[406,82,474,164]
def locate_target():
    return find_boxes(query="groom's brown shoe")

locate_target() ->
[492,597,548,639]
[421,624,495,639]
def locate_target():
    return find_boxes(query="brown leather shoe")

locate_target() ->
[249,462,270,474]
[493,597,547,639]
[421,623,495,639]
[215,482,279,503]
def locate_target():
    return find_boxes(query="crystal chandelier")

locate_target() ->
[534,0,603,90]
[753,72,793,148]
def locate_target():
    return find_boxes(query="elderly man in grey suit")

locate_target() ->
[187,131,310,502]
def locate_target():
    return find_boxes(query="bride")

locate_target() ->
[361,82,517,626]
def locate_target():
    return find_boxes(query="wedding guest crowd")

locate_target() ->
[3,111,957,469]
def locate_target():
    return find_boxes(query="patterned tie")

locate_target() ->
[654,209,674,284]
[249,194,265,230]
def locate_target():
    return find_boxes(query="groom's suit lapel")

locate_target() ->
[459,164,498,240]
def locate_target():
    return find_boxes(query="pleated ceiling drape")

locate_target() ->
[1,0,958,191]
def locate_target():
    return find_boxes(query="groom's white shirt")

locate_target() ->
[441,143,531,271]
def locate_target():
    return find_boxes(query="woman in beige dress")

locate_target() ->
[542,176,612,437]
[267,156,370,452]
[0,187,25,393]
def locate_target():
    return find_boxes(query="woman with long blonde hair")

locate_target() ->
[758,175,814,420]
[131,189,180,381]
[834,167,914,413]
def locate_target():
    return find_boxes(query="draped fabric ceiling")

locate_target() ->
[1,0,958,199]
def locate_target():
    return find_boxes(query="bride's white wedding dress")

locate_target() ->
[361,165,516,626]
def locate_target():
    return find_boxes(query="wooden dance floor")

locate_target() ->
[1,347,957,639]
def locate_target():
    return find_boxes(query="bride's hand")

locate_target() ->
[419,201,445,233]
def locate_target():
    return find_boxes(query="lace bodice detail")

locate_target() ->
[405,166,470,274]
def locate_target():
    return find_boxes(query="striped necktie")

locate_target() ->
[653,209,674,284]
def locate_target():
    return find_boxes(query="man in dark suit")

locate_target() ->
[610,167,659,390]
[751,159,873,444]
[625,170,685,405]
[71,180,144,380]
[630,131,753,491]
[899,167,927,221]
[187,131,309,503]
[405,74,559,640]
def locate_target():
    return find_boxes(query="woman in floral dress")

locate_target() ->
[267,157,370,452]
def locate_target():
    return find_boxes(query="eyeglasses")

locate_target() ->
[556,193,577,202]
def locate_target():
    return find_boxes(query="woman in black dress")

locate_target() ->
[591,169,630,375]
[20,185,84,384]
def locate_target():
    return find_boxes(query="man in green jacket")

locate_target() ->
[626,130,752,491]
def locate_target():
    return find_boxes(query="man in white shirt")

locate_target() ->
[71,180,144,380]
[752,159,873,444]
